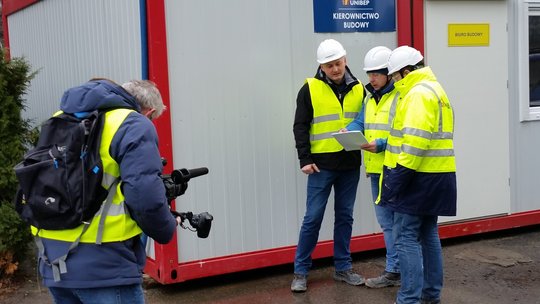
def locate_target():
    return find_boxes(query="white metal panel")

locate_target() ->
[165,0,396,262]
[425,1,510,221]
[509,1,540,213]
[7,0,142,126]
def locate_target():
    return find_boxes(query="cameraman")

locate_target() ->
[35,79,178,303]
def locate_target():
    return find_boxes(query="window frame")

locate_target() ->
[519,1,540,121]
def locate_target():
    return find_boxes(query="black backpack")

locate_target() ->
[14,110,108,230]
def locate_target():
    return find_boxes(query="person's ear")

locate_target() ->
[142,108,156,120]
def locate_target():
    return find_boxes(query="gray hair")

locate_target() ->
[121,80,166,120]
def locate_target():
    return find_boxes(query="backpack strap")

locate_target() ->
[95,179,119,244]
[35,223,91,282]
[35,178,120,282]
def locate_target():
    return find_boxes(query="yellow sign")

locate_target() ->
[448,24,489,46]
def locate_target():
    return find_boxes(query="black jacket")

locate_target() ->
[293,66,364,170]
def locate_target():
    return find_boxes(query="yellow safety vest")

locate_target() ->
[32,109,143,243]
[307,78,364,153]
[384,81,455,173]
[363,90,400,174]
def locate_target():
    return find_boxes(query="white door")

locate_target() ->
[425,0,510,221]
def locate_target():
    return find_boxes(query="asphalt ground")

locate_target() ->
[3,224,540,304]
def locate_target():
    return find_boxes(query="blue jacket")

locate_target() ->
[39,79,177,288]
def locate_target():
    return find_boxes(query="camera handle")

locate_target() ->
[170,210,194,231]
[170,210,213,238]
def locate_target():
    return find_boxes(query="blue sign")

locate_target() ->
[313,0,396,33]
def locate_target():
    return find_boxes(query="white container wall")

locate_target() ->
[508,0,540,213]
[7,0,142,125]
[163,0,396,262]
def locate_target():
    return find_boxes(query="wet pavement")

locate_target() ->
[143,225,540,304]
[145,258,397,304]
[4,225,540,304]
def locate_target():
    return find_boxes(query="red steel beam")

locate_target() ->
[144,0,179,284]
[154,211,540,283]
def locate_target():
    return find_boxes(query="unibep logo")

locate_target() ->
[342,0,371,5]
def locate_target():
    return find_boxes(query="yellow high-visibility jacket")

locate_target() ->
[363,89,400,174]
[384,68,455,173]
[307,78,364,153]
[377,67,457,217]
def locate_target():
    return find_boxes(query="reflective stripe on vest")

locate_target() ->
[384,82,455,173]
[32,109,143,242]
[307,78,364,153]
[363,90,399,174]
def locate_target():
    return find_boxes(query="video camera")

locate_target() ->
[161,159,213,238]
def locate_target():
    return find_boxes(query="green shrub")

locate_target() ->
[0,48,37,281]
[0,204,32,277]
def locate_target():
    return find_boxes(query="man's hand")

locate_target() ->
[360,140,378,153]
[301,163,320,175]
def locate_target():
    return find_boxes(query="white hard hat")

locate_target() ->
[387,46,424,75]
[317,39,347,64]
[363,46,392,72]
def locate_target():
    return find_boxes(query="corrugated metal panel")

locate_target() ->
[7,0,142,126]
[164,0,395,262]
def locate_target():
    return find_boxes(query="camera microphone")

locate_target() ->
[160,159,213,239]
[171,167,209,184]
[182,167,209,179]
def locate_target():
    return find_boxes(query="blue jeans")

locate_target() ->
[48,284,144,304]
[393,212,442,304]
[370,174,399,274]
[294,168,360,275]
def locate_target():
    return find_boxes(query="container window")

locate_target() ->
[530,14,540,107]
[520,3,540,121]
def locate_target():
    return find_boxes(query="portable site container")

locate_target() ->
[3,0,540,284]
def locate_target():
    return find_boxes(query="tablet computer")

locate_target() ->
[331,131,368,151]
